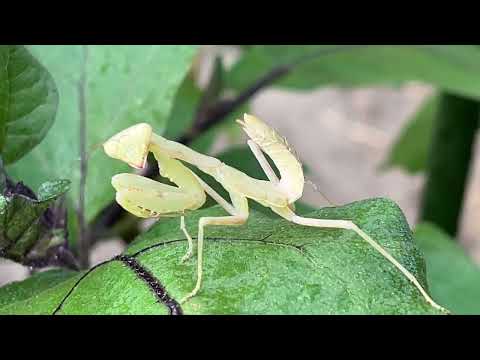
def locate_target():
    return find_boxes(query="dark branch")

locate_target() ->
[177,45,367,145]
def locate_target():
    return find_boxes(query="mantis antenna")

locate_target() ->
[305,178,338,207]
[103,114,448,313]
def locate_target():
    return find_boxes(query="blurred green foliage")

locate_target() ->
[415,223,480,314]
[383,95,439,174]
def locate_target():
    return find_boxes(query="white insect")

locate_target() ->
[103,113,447,312]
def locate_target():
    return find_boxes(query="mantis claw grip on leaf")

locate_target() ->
[103,113,448,312]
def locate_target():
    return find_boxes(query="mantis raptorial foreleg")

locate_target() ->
[113,173,200,218]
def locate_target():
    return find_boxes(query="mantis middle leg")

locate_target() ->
[180,216,194,263]
[180,191,249,304]
[179,174,238,264]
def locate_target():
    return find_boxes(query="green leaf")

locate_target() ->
[7,46,198,224]
[414,222,480,314]
[226,45,480,99]
[0,198,447,314]
[0,45,58,164]
[0,179,70,263]
[37,179,71,201]
[382,95,440,174]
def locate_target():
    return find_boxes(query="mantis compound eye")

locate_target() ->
[103,123,153,169]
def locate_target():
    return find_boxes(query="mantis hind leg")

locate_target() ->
[180,192,249,304]
[270,205,449,313]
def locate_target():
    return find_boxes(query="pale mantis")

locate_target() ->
[103,114,447,312]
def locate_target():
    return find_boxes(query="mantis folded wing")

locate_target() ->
[103,114,448,313]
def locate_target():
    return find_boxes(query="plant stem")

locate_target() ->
[77,45,90,269]
[420,92,479,237]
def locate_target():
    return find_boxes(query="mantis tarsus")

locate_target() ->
[103,114,447,312]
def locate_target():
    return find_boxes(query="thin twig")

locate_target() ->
[77,45,90,269]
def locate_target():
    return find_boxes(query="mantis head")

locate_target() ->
[103,123,153,169]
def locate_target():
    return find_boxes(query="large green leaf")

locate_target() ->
[382,94,440,174]
[7,46,198,223]
[226,45,480,99]
[0,198,447,314]
[0,46,58,164]
[414,222,480,315]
